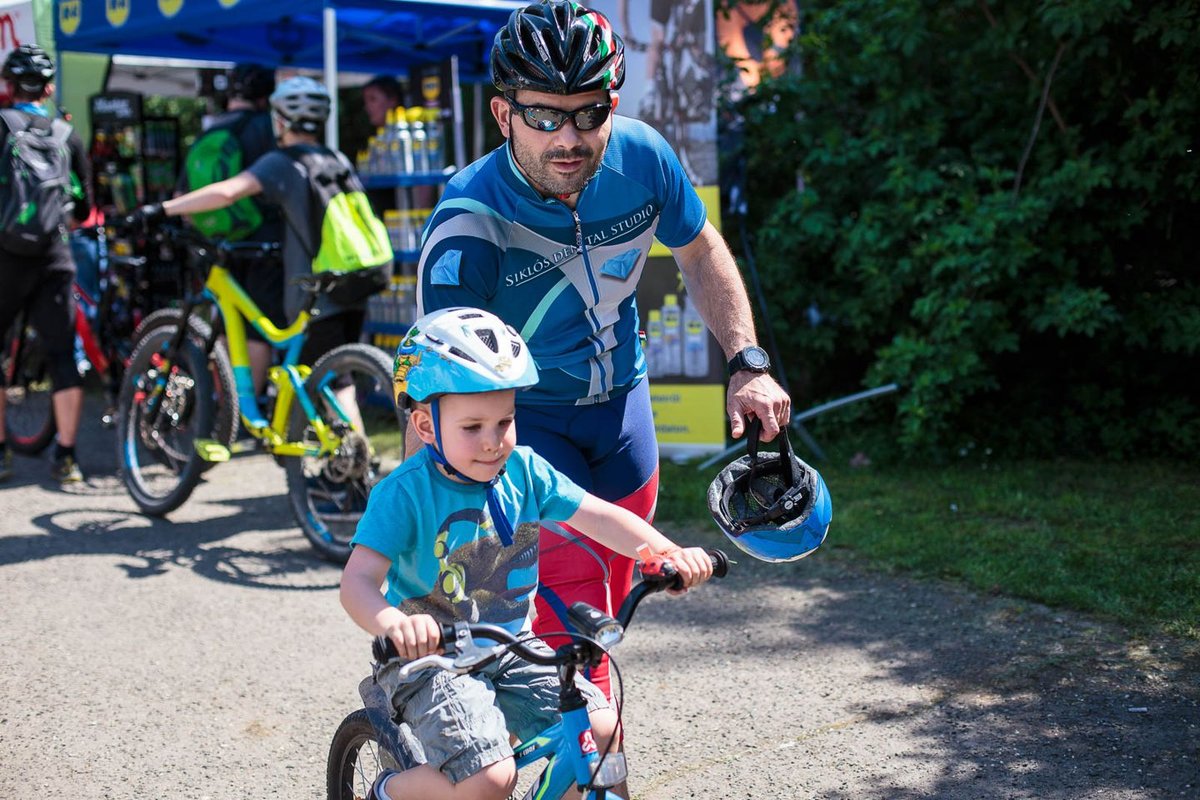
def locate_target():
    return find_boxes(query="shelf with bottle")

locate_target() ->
[364,274,420,349]
[358,105,455,186]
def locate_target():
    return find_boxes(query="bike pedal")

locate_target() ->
[228,438,260,455]
[193,439,232,462]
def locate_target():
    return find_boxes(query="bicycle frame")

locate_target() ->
[183,263,347,459]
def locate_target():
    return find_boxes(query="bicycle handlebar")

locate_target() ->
[373,548,729,678]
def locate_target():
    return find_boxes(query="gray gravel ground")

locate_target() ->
[1,400,1197,799]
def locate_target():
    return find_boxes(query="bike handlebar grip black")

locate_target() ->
[372,634,397,663]
[708,548,730,579]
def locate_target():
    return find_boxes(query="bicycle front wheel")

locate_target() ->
[285,343,406,563]
[134,308,239,452]
[116,325,215,515]
[2,320,58,455]
[327,708,402,800]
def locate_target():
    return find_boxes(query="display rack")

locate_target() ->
[88,91,180,215]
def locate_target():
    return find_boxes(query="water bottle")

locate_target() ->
[393,108,414,175]
[660,294,682,377]
[645,309,665,378]
[424,107,444,171]
[682,294,710,377]
[407,107,429,174]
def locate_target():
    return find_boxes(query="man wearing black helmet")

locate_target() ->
[180,63,283,392]
[416,0,791,702]
[0,44,92,484]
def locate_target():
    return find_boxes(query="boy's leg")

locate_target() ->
[374,666,518,800]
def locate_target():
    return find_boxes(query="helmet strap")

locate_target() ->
[427,398,516,546]
[745,416,796,487]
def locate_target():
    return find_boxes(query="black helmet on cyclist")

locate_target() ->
[2,44,55,94]
[228,63,276,101]
[269,76,331,135]
[491,0,626,95]
[707,420,831,562]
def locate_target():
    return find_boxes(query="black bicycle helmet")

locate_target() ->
[491,0,626,95]
[228,63,276,101]
[2,44,55,93]
[707,419,832,562]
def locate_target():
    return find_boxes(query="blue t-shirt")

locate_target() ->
[417,115,707,406]
[351,445,586,636]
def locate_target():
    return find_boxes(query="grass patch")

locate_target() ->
[657,456,1200,640]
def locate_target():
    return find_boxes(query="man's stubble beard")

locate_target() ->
[509,128,608,198]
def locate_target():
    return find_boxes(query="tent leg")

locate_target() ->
[323,5,339,150]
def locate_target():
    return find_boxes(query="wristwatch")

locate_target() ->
[727,346,771,377]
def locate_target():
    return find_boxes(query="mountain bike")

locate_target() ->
[2,222,151,452]
[327,548,730,800]
[114,223,406,562]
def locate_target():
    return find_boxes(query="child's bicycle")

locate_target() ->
[114,222,406,562]
[327,548,730,800]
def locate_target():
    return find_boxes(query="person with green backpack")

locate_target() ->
[130,76,393,371]
[179,63,283,391]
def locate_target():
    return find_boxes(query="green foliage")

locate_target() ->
[143,95,207,150]
[730,0,1199,459]
[658,456,1200,640]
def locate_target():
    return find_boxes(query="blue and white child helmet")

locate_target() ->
[393,307,539,407]
[707,419,832,562]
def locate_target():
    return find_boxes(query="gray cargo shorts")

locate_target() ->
[376,640,610,785]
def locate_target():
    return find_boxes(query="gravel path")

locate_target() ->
[1,402,1196,799]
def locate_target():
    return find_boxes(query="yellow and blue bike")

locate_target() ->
[114,224,406,562]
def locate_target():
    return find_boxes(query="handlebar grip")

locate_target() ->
[371,622,459,664]
[709,548,729,579]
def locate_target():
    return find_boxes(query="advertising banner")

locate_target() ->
[0,0,37,106]
[590,0,726,459]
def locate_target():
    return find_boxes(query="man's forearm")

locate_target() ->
[674,221,759,359]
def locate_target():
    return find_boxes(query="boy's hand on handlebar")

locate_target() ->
[384,613,442,661]
[663,546,715,594]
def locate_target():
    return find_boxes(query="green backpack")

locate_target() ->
[284,145,393,305]
[185,114,263,240]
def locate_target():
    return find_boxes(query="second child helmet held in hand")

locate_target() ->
[708,419,832,562]
[393,307,539,408]
[269,76,331,135]
[491,0,626,95]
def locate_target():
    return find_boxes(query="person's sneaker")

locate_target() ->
[51,455,84,484]
[0,449,12,483]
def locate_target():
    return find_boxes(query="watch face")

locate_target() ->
[745,347,769,370]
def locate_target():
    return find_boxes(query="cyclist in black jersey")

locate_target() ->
[0,45,92,484]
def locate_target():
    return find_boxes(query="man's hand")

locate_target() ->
[727,371,791,440]
[121,202,166,230]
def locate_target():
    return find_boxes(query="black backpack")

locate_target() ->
[0,108,72,256]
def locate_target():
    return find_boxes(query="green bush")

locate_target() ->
[730,0,1199,460]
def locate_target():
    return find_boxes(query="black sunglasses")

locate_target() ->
[505,96,613,132]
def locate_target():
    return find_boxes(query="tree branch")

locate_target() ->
[977,0,1068,134]
[1013,41,1068,198]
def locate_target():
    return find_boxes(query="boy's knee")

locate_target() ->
[590,708,621,752]
[460,758,517,800]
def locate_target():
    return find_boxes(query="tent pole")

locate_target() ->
[323,5,339,150]
[451,55,465,170]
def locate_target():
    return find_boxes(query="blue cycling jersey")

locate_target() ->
[417,115,707,406]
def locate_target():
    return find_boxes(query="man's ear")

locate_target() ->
[490,96,512,139]
[610,92,620,112]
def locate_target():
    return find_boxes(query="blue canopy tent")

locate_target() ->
[54,0,523,150]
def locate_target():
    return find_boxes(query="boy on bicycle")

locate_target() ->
[340,307,714,800]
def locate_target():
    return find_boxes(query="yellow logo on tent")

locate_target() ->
[105,0,131,28]
[59,0,81,35]
[159,0,184,17]
[421,75,441,103]
[218,0,240,7]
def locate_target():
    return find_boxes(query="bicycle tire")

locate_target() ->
[284,343,407,563]
[327,708,402,800]
[2,319,57,455]
[134,308,239,453]
[115,325,215,516]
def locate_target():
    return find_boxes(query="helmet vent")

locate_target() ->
[448,346,477,363]
[511,341,522,358]
[476,329,499,353]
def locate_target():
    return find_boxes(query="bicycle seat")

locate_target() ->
[294,272,346,296]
